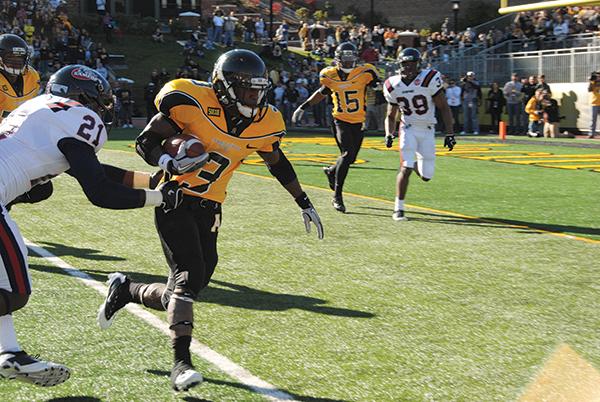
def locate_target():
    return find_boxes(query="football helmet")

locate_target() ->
[0,34,30,76]
[212,49,270,119]
[334,42,358,73]
[46,64,114,125]
[397,47,421,80]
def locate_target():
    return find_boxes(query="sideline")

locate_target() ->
[25,238,296,402]
[238,171,600,245]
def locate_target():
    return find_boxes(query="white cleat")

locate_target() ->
[392,210,408,221]
[172,361,203,391]
[97,272,130,330]
[0,351,70,387]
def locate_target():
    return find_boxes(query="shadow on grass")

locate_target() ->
[146,370,348,402]
[33,241,126,262]
[28,257,374,319]
[46,398,102,402]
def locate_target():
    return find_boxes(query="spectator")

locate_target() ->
[144,81,158,123]
[102,12,114,43]
[360,43,378,63]
[223,11,237,47]
[540,90,561,138]
[522,75,538,104]
[273,81,285,110]
[525,88,544,137]
[461,71,481,135]
[116,84,134,128]
[243,16,254,43]
[212,9,224,44]
[446,79,462,133]
[486,82,506,134]
[536,74,551,92]
[503,73,523,135]
[152,27,164,43]
[96,0,106,15]
[255,17,265,44]
[298,23,309,50]
[283,81,299,125]
[589,71,600,138]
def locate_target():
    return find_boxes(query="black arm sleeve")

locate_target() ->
[102,164,127,183]
[265,149,297,186]
[57,138,146,209]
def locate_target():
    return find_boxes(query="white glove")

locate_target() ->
[159,140,209,175]
[302,206,324,239]
[291,107,305,124]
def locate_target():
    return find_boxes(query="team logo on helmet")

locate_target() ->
[71,66,104,91]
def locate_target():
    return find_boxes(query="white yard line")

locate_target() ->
[25,238,296,402]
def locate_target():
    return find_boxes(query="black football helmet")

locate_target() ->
[212,49,270,119]
[0,34,30,76]
[397,48,421,80]
[334,42,358,73]
[46,64,114,125]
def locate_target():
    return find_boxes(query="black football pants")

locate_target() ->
[331,119,364,198]
[154,195,221,303]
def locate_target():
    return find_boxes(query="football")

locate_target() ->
[162,134,205,157]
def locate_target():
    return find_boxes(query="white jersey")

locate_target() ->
[383,68,443,126]
[0,94,107,204]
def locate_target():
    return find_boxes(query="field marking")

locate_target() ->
[519,344,600,401]
[24,238,296,402]
[237,171,600,245]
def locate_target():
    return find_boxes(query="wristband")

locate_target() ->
[144,189,163,207]
[295,192,312,209]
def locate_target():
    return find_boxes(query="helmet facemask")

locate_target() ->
[336,50,357,73]
[399,60,419,81]
[217,69,270,119]
[0,46,28,76]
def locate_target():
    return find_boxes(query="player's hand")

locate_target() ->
[385,135,394,148]
[291,107,304,124]
[149,170,164,189]
[444,134,456,151]
[295,192,324,239]
[160,141,210,175]
[158,180,183,212]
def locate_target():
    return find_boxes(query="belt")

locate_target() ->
[186,196,221,210]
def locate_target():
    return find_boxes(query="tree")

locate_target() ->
[295,7,311,22]
[341,14,356,25]
[313,10,328,22]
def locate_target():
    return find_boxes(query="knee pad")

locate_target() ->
[0,289,29,315]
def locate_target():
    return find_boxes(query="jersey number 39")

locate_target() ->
[396,94,429,116]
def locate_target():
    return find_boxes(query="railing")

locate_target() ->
[430,46,600,84]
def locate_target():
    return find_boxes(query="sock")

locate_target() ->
[0,315,21,353]
[395,198,404,212]
[172,335,192,365]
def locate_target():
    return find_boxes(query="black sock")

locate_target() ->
[172,335,192,365]
[128,282,145,305]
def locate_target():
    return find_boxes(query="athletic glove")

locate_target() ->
[158,140,210,175]
[444,134,456,151]
[291,107,305,124]
[295,192,324,240]
[158,180,183,212]
[385,135,394,148]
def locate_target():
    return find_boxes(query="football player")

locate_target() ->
[96,49,323,392]
[0,65,183,387]
[383,48,456,221]
[0,34,53,208]
[291,42,380,213]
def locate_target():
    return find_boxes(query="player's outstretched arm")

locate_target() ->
[292,86,329,124]
[258,148,324,239]
[433,92,456,151]
[58,137,182,211]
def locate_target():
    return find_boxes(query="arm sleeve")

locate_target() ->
[58,138,147,209]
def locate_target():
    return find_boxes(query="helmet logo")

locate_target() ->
[71,66,99,82]
[10,47,26,55]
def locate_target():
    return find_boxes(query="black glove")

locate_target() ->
[444,135,456,151]
[158,180,183,212]
[149,170,164,189]
[6,181,54,211]
[385,135,394,148]
[295,192,324,239]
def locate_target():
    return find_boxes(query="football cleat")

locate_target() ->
[392,210,408,221]
[171,360,203,391]
[97,272,131,330]
[323,166,335,191]
[0,351,70,387]
[331,196,346,213]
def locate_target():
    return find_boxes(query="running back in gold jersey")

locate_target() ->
[155,79,285,203]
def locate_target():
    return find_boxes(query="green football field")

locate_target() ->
[3,130,600,401]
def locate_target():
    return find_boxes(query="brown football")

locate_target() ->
[162,134,205,157]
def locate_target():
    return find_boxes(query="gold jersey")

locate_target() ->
[0,67,40,120]
[155,79,285,203]
[319,64,379,124]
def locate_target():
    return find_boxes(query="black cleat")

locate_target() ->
[97,272,131,329]
[392,210,408,221]
[0,351,70,387]
[331,197,346,213]
[171,360,203,391]
[323,167,335,191]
